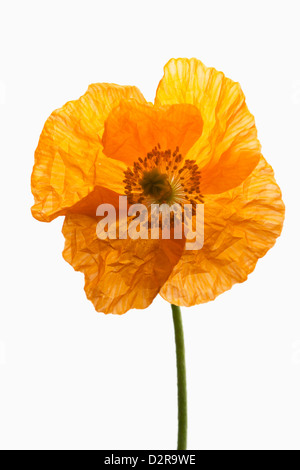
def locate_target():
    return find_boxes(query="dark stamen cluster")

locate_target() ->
[178,159,204,208]
[123,144,204,211]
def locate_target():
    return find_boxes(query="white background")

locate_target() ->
[0,0,299,451]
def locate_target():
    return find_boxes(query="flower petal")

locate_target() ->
[155,58,261,193]
[102,100,203,166]
[159,157,285,306]
[62,214,185,315]
[32,84,146,222]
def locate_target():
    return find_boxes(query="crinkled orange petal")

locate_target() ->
[102,100,203,165]
[31,84,146,222]
[62,215,185,315]
[159,157,285,305]
[67,186,120,218]
[155,58,261,194]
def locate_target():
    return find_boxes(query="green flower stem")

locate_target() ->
[171,304,187,450]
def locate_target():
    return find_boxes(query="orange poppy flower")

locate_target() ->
[31,58,285,315]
